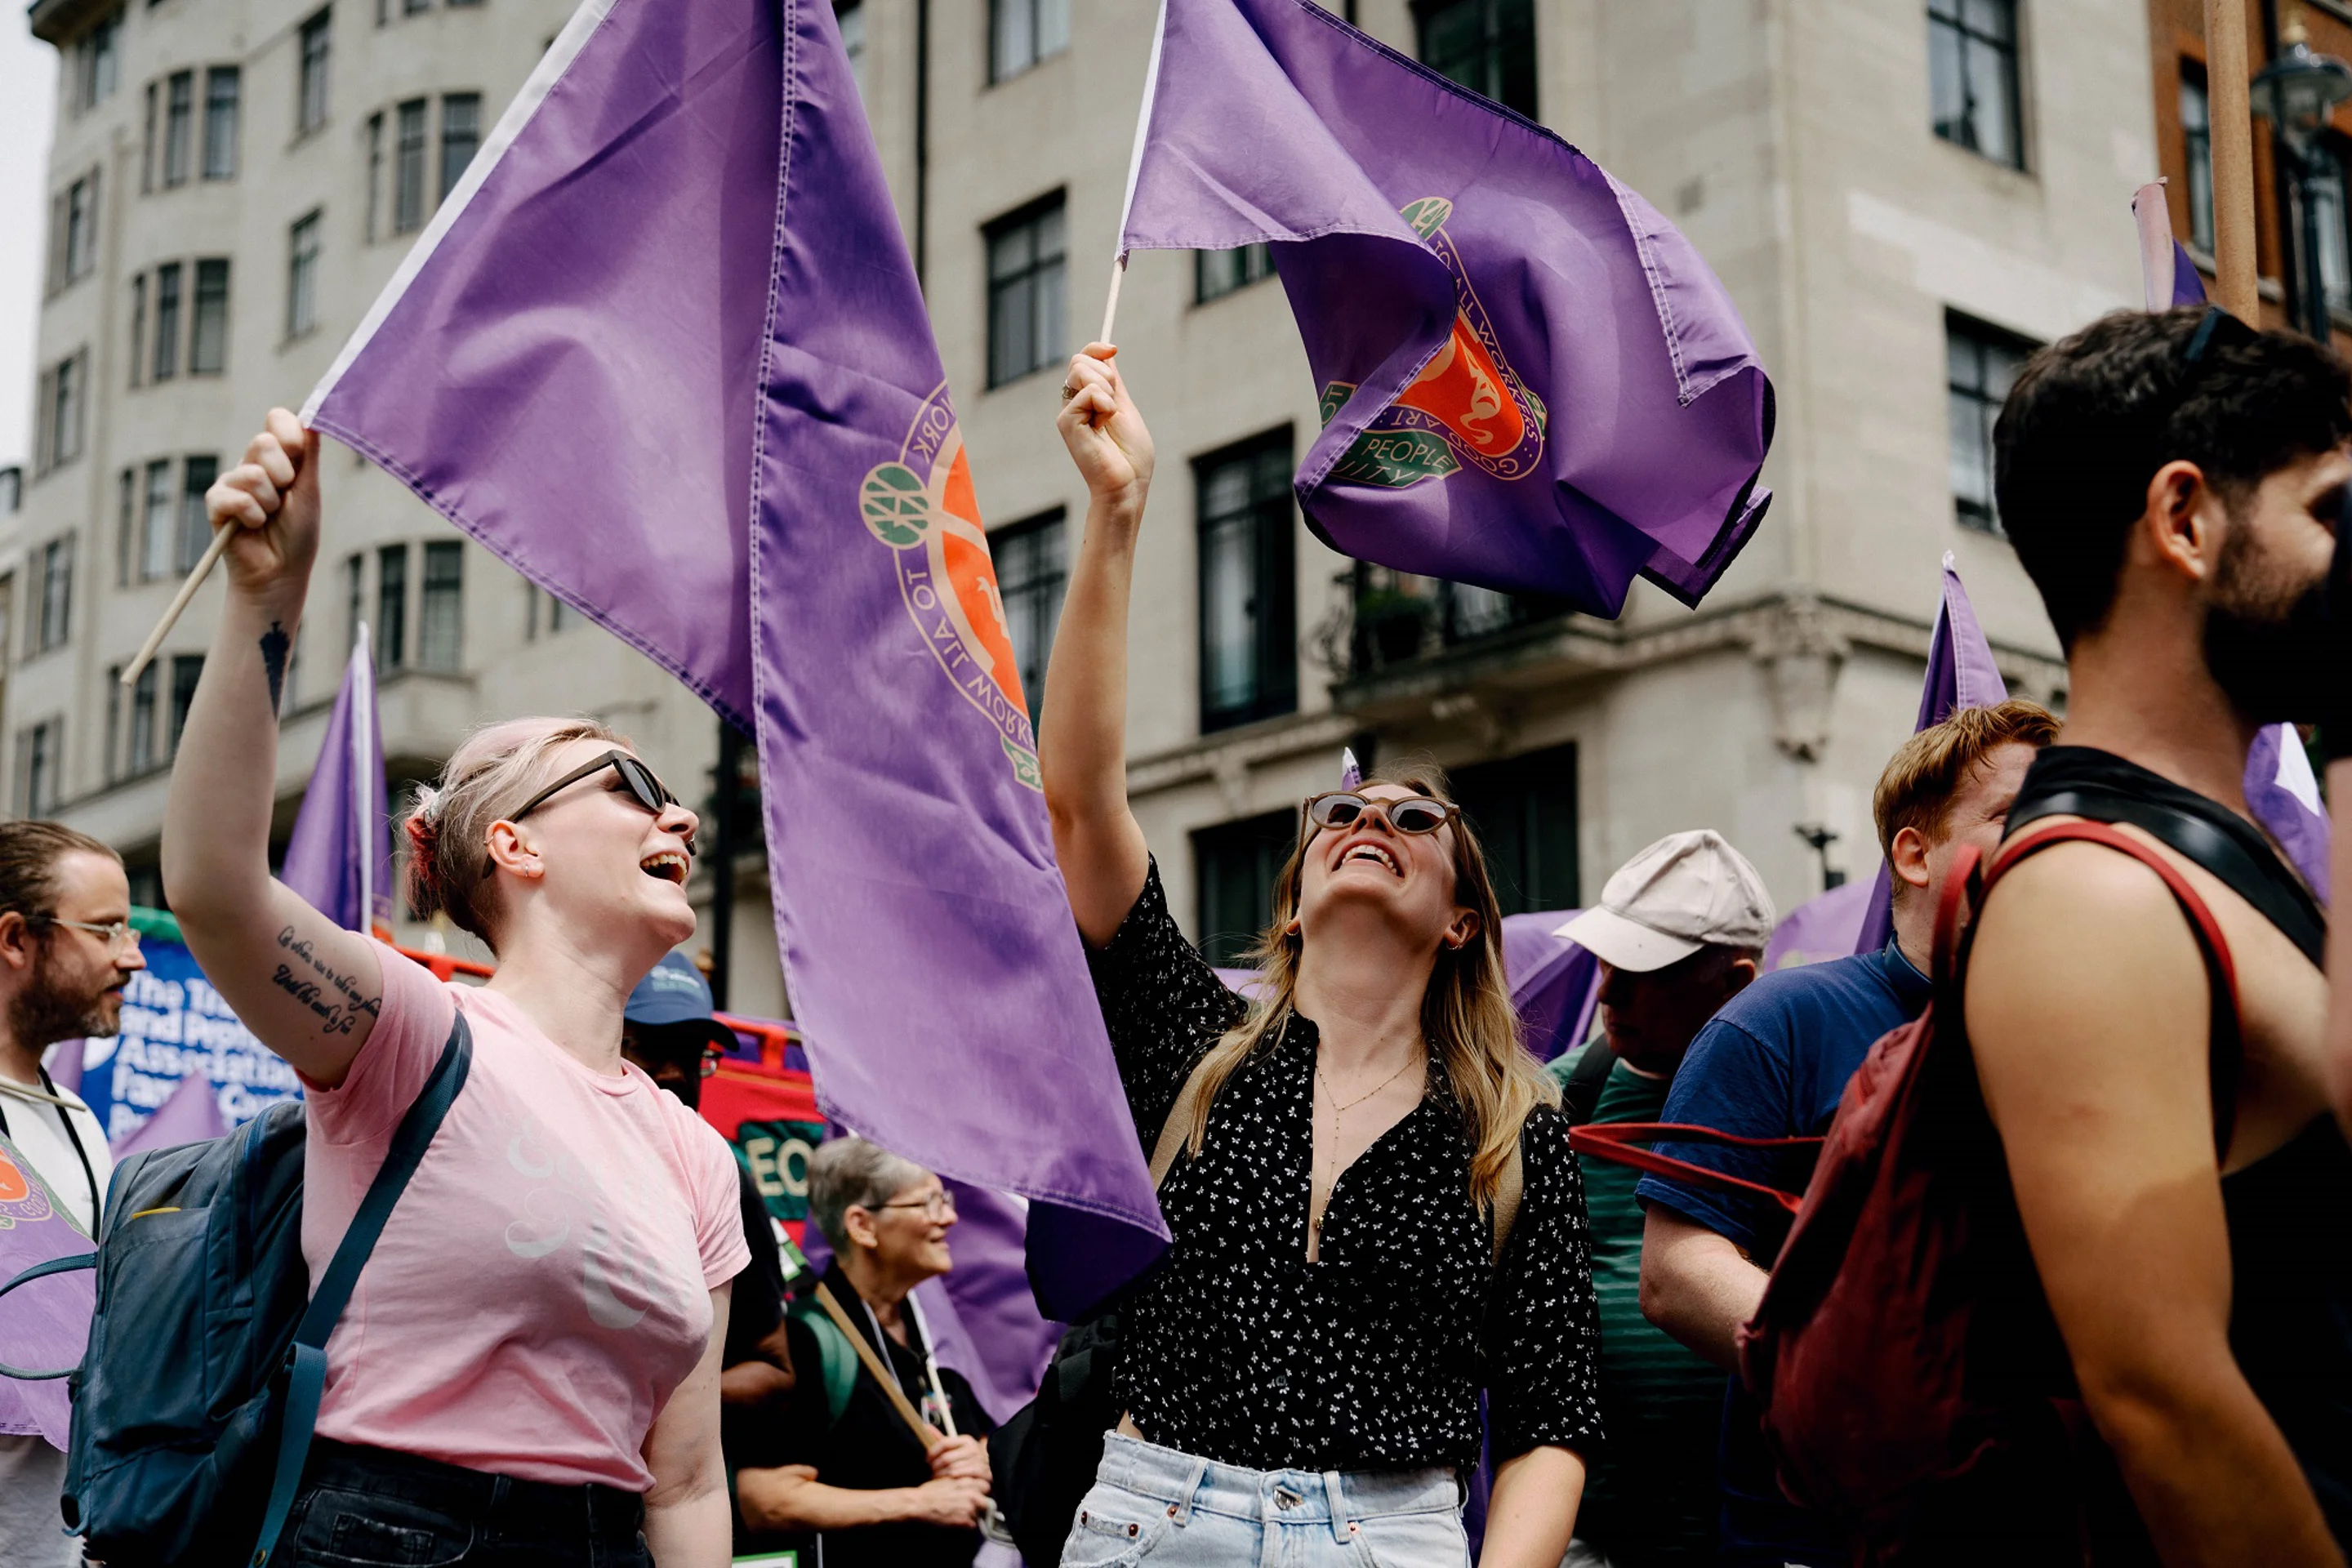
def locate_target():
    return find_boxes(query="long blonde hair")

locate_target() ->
[1177,760,1557,1208]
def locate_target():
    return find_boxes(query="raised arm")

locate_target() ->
[1040,344,1155,947]
[161,410,387,1088]
[1971,846,2339,1567]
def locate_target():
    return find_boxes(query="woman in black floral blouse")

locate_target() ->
[1037,342,1604,1568]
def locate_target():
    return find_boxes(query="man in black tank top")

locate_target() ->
[1959,305,2352,1566]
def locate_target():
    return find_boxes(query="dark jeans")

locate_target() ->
[278,1438,649,1567]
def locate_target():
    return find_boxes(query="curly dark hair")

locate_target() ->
[1993,306,2352,648]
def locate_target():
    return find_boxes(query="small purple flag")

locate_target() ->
[280,625,393,935]
[111,1073,229,1159]
[1117,0,1772,612]
[2127,188,2325,898]
[1763,880,1873,973]
[1854,556,2007,955]
[302,0,1161,1317]
[1508,911,1601,1063]
[0,1131,96,1447]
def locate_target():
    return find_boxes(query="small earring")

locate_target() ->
[1284,918,1301,937]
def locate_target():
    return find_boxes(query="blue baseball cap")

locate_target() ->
[626,951,724,1031]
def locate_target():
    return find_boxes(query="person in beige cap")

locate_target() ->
[1544,831,1772,1568]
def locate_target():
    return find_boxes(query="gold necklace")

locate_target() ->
[1312,1047,1424,1236]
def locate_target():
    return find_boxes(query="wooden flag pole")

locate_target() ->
[2205,0,2261,322]
[1100,255,1126,345]
[120,524,235,687]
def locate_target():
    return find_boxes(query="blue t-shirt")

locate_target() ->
[1635,942,1931,1566]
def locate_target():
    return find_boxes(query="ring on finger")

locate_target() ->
[1059,383,1079,403]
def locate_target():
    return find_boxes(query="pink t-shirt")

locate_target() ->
[301,942,749,1489]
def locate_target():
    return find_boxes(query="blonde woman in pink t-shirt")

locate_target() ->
[162,409,748,1568]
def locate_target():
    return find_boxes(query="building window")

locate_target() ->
[838,0,867,100]
[297,8,332,136]
[74,10,121,112]
[366,113,385,240]
[143,82,157,190]
[2181,67,2212,254]
[115,470,134,586]
[1928,0,2023,170]
[1414,0,1536,117]
[1196,430,1298,732]
[163,69,194,185]
[18,719,62,816]
[377,543,408,667]
[287,211,323,339]
[991,509,1065,711]
[1192,808,1296,965]
[1947,313,2034,533]
[153,262,182,380]
[2309,140,2352,317]
[344,553,364,656]
[129,274,146,388]
[526,582,577,639]
[191,260,230,375]
[128,664,158,774]
[404,0,429,16]
[169,656,205,752]
[1196,243,1274,305]
[204,66,241,179]
[990,0,1069,82]
[1452,743,1579,915]
[141,459,173,579]
[986,194,1067,388]
[178,457,219,572]
[394,99,429,232]
[56,172,98,287]
[420,541,462,670]
[36,537,73,653]
[105,665,122,781]
[40,353,86,474]
[439,92,481,203]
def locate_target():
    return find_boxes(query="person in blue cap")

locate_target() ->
[620,953,797,1412]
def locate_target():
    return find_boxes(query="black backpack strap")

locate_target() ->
[250,1013,472,1568]
[1558,1040,1617,1126]
[2013,787,2323,966]
[0,1251,100,1379]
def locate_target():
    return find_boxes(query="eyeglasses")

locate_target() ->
[1302,791,1462,837]
[697,1047,724,1079]
[483,749,686,880]
[37,916,140,951]
[876,1190,956,1220]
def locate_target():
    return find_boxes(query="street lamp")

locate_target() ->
[1793,823,1844,891]
[2252,20,2352,340]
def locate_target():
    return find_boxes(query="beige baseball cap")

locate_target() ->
[1557,830,1776,973]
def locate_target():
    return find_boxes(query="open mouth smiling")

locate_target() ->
[639,851,691,884]
[1336,840,1403,877]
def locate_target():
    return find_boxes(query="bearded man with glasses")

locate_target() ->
[0,819,146,1568]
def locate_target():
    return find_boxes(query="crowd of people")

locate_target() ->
[0,297,2344,1567]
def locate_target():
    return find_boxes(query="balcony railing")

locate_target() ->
[1316,564,1570,680]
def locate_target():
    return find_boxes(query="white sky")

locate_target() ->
[0,11,58,474]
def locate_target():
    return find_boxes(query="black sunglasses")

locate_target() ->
[481,750,686,881]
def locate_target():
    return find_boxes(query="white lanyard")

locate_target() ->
[859,1290,956,1438]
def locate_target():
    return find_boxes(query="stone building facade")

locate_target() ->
[16,0,2167,1007]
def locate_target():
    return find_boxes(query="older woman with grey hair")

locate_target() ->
[728,1138,998,1568]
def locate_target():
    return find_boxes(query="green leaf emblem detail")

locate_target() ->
[860,463,929,548]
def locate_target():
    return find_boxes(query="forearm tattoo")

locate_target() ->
[260,621,290,717]
[270,924,382,1036]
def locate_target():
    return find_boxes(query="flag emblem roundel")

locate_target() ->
[859,384,1042,791]
[0,1147,54,1230]
[1321,197,1548,489]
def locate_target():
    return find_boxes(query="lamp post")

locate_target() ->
[2252,20,2352,340]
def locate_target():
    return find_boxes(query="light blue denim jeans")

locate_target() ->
[1061,1430,1469,1567]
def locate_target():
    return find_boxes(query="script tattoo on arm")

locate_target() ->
[260,621,290,718]
[269,924,383,1036]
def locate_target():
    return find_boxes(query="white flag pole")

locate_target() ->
[1100,0,1166,347]
[352,622,375,935]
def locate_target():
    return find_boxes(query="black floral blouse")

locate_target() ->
[1088,861,1606,1473]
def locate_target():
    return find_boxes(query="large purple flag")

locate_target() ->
[0,1131,95,1448]
[1506,911,1601,1063]
[280,625,393,934]
[1116,0,1773,612]
[302,0,1163,1316]
[1764,879,1873,973]
[1854,556,2007,955]
[2128,189,2328,898]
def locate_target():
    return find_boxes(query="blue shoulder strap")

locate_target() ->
[0,1252,100,1379]
[250,1013,472,1568]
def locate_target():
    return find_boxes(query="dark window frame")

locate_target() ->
[153,261,183,381]
[1412,0,1537,118]
[439,91,482,203]
[377,542,408,667]
[1927,0,2025,172]
[394,98,429,233]
[984,191,1068,389]
[296,8,332,136]
[1451,742,1580,915]
[203,65,241,180]
[1195,243,1275,305]
[420,540,463,670]
[990,507,1067,715]
[190,258,230,375]
[1946,310,2037,535]
[988,0,1070,83]
[287,210,323,340]
[1194,428,1299,733]
[1192,807,1298,966]
[163,69,194,185]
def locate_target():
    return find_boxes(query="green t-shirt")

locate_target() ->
[1549,1045,1724,1567]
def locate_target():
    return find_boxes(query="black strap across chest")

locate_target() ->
[0,1064,102,1224]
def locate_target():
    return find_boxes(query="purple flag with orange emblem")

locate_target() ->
[0,1133,95,1448]
[1116,0,1773,611]
[302,0,1162,1316]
